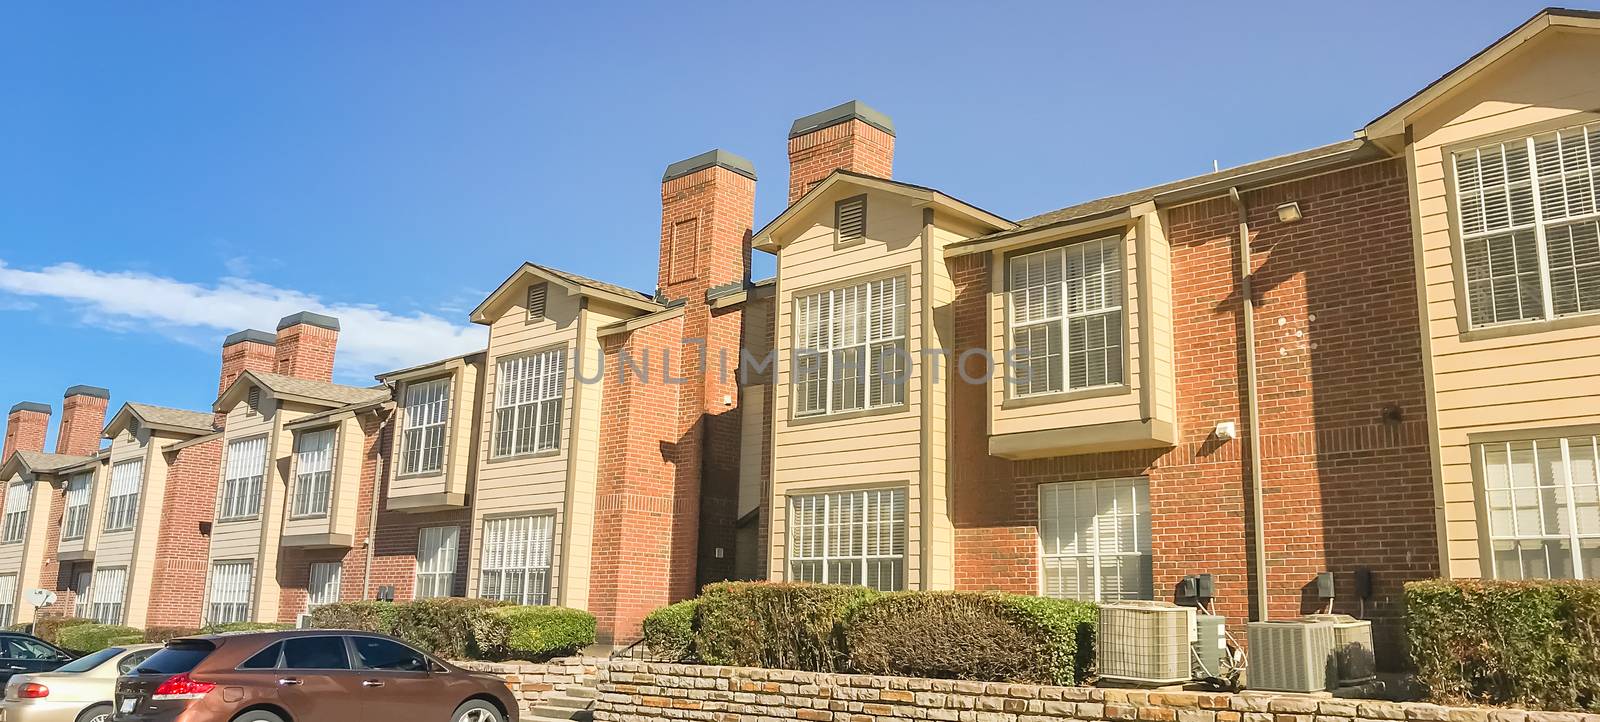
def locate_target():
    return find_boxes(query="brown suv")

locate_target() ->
[112,630,518,722]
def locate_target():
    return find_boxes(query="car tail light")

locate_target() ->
[151,673,215,700]
[16,683,48,699]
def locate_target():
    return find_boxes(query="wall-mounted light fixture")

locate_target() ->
[1215,421,1238,440]
[1276,201,1303,223]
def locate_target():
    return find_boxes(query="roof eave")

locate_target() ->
[469,263,658,325]
[752,171,1015,253]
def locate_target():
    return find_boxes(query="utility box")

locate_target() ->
[1191,614,1227,679]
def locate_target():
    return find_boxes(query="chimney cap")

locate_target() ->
[223,329,278,347]
[662,149,757,183]
[276,311,340,332]
[9,402,50,415]
[63,385,110,400]
[789,100,895,139]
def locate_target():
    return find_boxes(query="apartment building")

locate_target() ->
[0,6,1594,661]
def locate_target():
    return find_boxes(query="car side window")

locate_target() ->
[281,637,349,670]
[351,637,427,672]
[118,650,157,674]
[6,638,63,660]
[238,642,283,670]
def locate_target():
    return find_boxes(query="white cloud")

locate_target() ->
[0,259,486,380]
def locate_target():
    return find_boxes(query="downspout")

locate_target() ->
[363,403,393,600]
[1229,186,1269,622]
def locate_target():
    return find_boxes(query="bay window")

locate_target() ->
[1008,235,1124,397]
[401,378,450,475]
[62,473,91,540]
[291,429,335,518]
[793,275,908,417]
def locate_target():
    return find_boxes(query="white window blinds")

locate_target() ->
[793,276,908,417]
[788,488,905,591]
[89,567,128,624]
[0,575,15,628]
[104,460,143,532]
[62,473,92,541]
[493,349,565,457]
[207,560,253,625]
[415,526,459,599]
[1008,236,1124,397]
[307,562,342,610]
[478,515,554,605]
[401,378,450,475]
[1480,435,1600,580]
[1,484,30,543]
[220,437,267,520]
[292,429,335,517]
[1039,478,1152,602]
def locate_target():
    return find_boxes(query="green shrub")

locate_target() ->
[695,581,875,672]
[143,626,203,643]
[847,591,1096,685]
[108,635,146,647]
[474,606,595,661]
[31,617,94,645]
[642,600,697,662]
[1407,579,1600,711]
[59,624,143,652]
[307,601,399,634]
[202,622,294,635]
[391,597,508,659]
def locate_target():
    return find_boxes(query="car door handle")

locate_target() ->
[8,666,26,671]
[277,678,303,686]
[362,680,384,688]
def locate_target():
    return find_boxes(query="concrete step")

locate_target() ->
[563,686,598,699]
[546,695,592,710]
[528,705,594,721]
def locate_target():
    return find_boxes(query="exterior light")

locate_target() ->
[1276,201,1303,223]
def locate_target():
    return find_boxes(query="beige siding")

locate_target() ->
[0,473,52,623]
[388,359,481,507]
[119,429,179,627]
[55,458,103,559]
[559,300,631,610]
[283,417,361,543]
[1403,30,1600,578]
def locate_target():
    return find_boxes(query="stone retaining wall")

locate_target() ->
[454,656,601,712]
[594,661,1591,722]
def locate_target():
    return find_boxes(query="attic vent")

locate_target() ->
[527,282,549,321]
[246,387,261,416]
[127,415,141,436]
[835,195,867,246]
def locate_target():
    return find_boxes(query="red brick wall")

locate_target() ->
[147,437,222,628]
[2,407,49,464]
[787,118,895,202]
[56,393,108,457]
[949,158,1435,664]
[39,484,76,618]
[274,324,339,383]
[218,339,275,427]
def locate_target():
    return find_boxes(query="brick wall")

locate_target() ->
[218,336,275,427]
[787,118,895,202]
[147,437,223,627]
[39,484,75,617]
[3,405,49,464]
[950,158,1435,663]
[274,322,339,383]
[55,391,108,457]
[456,657,602,715]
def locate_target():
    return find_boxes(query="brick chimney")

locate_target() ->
[787,100,895,203]
[3,402,50,464]
[56,386,109,457]
[657,149,757,300]
[274,312,340,383]
[218,329,277,427]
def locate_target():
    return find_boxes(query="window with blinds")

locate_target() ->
[0,575,15,628]
[1008,235,1124,397]
[493,349,566,457]
[1454,122,1600,326]
[73,567,91,619]
[62,473,92,541]
[206,560,253,625]
[527,282,549,321]
[307,562,342,610]
[1479,435,1600,580]
[835,195,867,246]
[478,515,554,605]
[401,378,450,475]
[793,276,908,418]
[219,437,268,520]
[1,484,29,544]
[1039,478,1151,602]
[788,488,905,590]
[292,429,335,518]
[415,526,459,599]
[104,460,143,532]
[88,567,128,624]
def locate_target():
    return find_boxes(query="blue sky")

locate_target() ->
[0,0,1560,443]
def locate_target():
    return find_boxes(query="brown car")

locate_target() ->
[111,630,518,722]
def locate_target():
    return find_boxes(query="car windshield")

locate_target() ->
[55,647,122,673]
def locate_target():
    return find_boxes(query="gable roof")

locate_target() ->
[470,262,663,324]
[104,402,215,438]
[752,170,1015,253]
[215,369,390,413]
[1365,7,1600,140]
[1,449,95,480]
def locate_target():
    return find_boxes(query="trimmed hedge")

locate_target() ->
[307,601,398,634]
[59,624,143,652]
[390,598,509,659]
[32,617,94,645]
[477,606,596,661]
[846,591,1097,685]
[202,622,294,635]
[143,626,204,643]
[1408,579,1600,711]
[642,599,697,662]
[695,581,876,672]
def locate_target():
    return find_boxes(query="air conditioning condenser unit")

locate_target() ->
[1097,601,1195,686]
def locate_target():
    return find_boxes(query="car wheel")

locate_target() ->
[232,711,287,722]
[452,699,503,722]
[76,704,113,722]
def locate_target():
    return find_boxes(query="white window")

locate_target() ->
[291,429,335,518]
[219,436,267,520]
[73,568,91,619]
[401,379,450,475]
[1480,435,1600,580]
[62,473,92,541]
[103,460,143,532]
[1454,123,1600,326]
[1,484,30,544]
[788,488,905,590]
[206,560,253,625]
[1039,478,1151,602]
[88,567,128,624]
[793,276,908,417]
[1008,236,1124,397]
[0,575,15,628]
[307,562,342,610]
[493,349,565,457]
[415,526,459,599]
[478,515,554,605]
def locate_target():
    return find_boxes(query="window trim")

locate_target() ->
[61,472,93,541]
[289,426,338,520]
[786,267,913,423]
[475,511,556,606]
[205,558,255,625]
[0,574,16,628]
[102,458,144,533]
[488,345,568,461]
[87,566,129,625]
[1001,232,1132,401]
[1036,477,1153,603]
[397,375,453,479]
[306,562,343,611]
[1469,426,1600,580]
[218,434,270,522]
[414,525,459,599]
[783,485,908,591]
[1444,113,1600,339]
[1,483,30,545]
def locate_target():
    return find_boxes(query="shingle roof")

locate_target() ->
[526,263,658,304]
[252,372,391,406]
[127,402,214,433]
[13,450,93,473]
